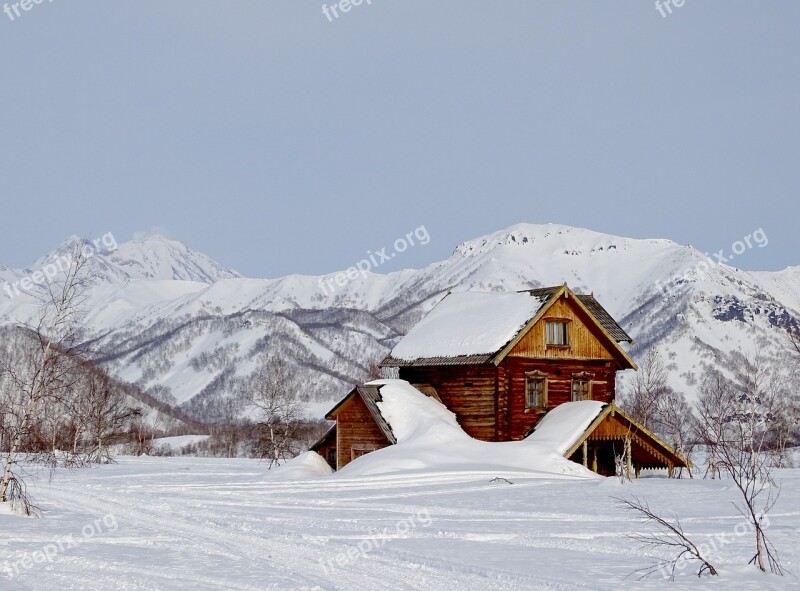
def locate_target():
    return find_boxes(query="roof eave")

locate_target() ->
[564,403,690,468]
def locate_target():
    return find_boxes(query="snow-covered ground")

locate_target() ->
[1,456,798,590]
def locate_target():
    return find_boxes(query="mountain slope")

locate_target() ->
[1,224,797,422]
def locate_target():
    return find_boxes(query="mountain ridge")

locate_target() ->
[1,223,797,422]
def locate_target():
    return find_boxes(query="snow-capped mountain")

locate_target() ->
[1,223,797,422]
[28,234,242,285]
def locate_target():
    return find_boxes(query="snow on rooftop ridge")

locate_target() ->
[389,290,546,361]
[527,401,606,455]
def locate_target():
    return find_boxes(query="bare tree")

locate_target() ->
[652,387,696,477]
[784,325,800,453]
[128,415,159,456]
[79,369,141,464]
[620,348,695,474]
[248,357,308,468]
[618,496,718,580]
[620,347,670,430]
[0,243,89,513]
[789,324,800,359]
[694,361,784,574]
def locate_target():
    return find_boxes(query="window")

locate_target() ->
[546,321,569,346]
[571,377,591,401]
[351,448,372,461]
[526,373,548,408]
[351,445,379,461]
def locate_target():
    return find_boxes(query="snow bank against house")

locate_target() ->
[526,400,606,455]
[370,379,462,442]
[265,451,333,481]
[339,380,594,479]
[389,291,545,360]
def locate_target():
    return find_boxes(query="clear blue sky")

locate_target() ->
[1,1,798,277]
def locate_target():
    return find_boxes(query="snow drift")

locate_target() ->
[330,380,594,479]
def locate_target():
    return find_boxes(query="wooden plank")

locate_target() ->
[509,298,615,361]
[335,395,390,470]
[399,364,499,441]
[499,357,617,440]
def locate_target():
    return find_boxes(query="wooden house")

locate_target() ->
[313,284,688,476]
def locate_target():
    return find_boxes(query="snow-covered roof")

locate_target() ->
[369,379,462,443]
[526,401,607,455]
[388,291,548,362]
[383,286,633,367]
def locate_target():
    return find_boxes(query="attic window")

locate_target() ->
[545,320,570,346]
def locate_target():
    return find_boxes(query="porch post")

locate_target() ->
[624,436,632,480]
[582,441,588,468]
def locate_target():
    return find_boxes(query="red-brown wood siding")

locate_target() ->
[398,365,500,441]
[333,395,390,470]
[498,357,617,440]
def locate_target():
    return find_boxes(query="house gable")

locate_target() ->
[493,286,636,370]
[508,297,614,361]
[563,403,689,475]
[326,387,393,470]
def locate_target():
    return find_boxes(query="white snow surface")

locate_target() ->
[390,291,546,360]
[527,401,606,455]
[262,451,334,481]
[371,379,461,442]
[2,456,799,590]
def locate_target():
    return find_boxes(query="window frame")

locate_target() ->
[544,318,571,347]
[350,445,380,462]
[525,371,548,409]
[571,372,592,401]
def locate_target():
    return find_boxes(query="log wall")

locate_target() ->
[333,395,389,470]
[398,365,500,441]
[500,357,617,440]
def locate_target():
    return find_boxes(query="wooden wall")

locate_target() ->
[398,356,618,443]
[334,395,389,470]
[500,357,617,440]
[399,365,500,441]
[511,298,615,361]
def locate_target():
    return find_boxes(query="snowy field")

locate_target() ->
[1,456,798,590]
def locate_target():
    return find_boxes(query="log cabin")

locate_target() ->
[313,284,688,476]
